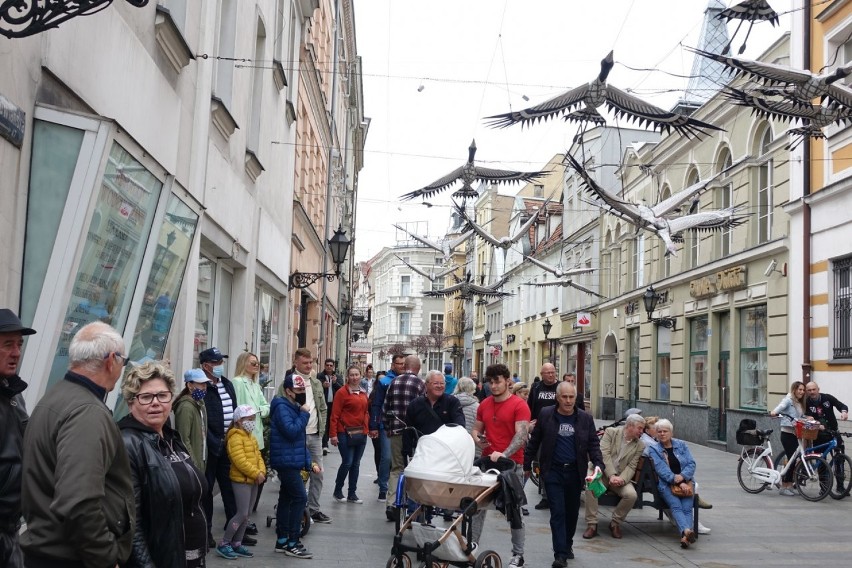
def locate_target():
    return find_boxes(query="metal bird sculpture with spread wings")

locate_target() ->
[523,280,606,299]
[716,0,780,55]
[399,140,548,202]
[393,225,474,263]
[521,255,596,279]
[394,255,463,282]
[424,272,513,300]
[456,198,551,252]
[688,47,852,110]
[566,153,748,256]
[485,51,723,140]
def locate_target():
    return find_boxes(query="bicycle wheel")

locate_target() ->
[794,455,833,502]
[737,448,771,493]
[829,453,852,499]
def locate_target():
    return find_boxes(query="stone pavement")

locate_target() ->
[208,434,852,567]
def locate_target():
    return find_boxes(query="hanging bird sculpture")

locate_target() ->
[521,255,596,280]
[399,140,548,202]
[716,0,780,55]
[523,279,606,299]
[485,51,723,140]
[455,198,551,251]
[394,255,464,282]
[566,153,747,256]
[393,225,474,263]
[424,272,513,300]
[687,47,852,110]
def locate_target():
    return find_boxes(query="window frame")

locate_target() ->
[689,316,709,405]
[739,305,768,410]
[833,256,852,360]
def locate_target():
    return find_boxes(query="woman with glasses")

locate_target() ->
[119,361,209,567]
[231,352,271,452]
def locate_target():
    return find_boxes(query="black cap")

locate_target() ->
[199,347,228,364]
[0,310,36,336]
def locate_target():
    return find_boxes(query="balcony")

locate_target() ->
[388,296,416,308]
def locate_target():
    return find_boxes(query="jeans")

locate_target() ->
[204,450,237,534]
[305,433,324,514]
[223,482,258,545]
[657,482,693,533]
[377,430,391,492]
[544,466,582,560]
[276,468,308,541]
[334,432,368,498]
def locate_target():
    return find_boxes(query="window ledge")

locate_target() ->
[210,96,239,140]
[155,6,194,73]
[272,59,288,91]
[245,149,265,182]
[285,100,297,126]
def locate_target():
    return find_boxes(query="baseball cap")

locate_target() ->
[233,404,257,421]
[183,369,208,383]
[283,375,307,390]
[199,347,228,364]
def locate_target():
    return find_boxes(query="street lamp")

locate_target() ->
[483,330,491,344]
[289,225,351,290]
[542,318,555,363]
[643,286,677,330]
[0,1,150,39]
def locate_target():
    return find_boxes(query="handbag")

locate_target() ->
[345,425,367,445]
[670,480,694,497]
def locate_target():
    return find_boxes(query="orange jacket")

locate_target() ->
[226,427,266,484]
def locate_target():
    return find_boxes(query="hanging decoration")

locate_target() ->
[0,0,149,39]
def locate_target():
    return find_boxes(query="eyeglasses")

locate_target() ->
[133,391,174,405]
[248,361,259,366]
[105,352,128,367]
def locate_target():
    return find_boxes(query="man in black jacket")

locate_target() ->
[0,310,35,568]
[527,362,559,510]
[805,381,848,445]
[404,370,465,454]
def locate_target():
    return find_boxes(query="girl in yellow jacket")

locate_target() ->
[217,405,267,560]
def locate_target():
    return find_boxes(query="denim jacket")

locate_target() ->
[772,395,804,431]
[649,438,696,484]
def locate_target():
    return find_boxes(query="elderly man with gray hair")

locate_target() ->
[582,413,645,540]
[21,321,134,568]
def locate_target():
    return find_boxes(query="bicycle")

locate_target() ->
[736,416,834,502]
[774,430,852,500]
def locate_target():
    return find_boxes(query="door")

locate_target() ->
[716,312,731,440]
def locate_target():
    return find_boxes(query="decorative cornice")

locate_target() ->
[245,149,265,183]
[272,59,288,91]
[154,5,194,73]
[210,96,238,140]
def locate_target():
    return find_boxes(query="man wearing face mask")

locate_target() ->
[199,348,246,547]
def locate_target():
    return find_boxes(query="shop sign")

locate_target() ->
[576,312,592,327]
[624,300,639,316]
[690,265,747,299]
[0,93,24,148]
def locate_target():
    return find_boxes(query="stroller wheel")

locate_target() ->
[300,509,311,537]
[474,550,501,568]
[266,515,273,528]
[385,553,412,568]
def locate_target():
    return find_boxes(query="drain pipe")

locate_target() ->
[802,2,813,383]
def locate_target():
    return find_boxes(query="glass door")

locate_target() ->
[717,312,730,440]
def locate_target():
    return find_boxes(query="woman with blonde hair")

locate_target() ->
[770,381,807,495]
[231,352,270,451]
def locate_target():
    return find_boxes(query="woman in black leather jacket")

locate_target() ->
[119,362,208,567]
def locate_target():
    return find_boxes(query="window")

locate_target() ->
[656,327,671,401]
[628,328,639,405]
[689,316,709,404]
[756,128,773,244]
[214,0,237,108]
[161,0,186,30]
[740,305,768,410]
[400,275,411,296]
[247,18,266,152]
[632,234,644,288]
[399,311,411,335]
[534,184,544,198]
[254,288,280,383]
[834,256,852,359]
[716,148,733,257]
[430,313,444,334]
[686,168,700,267]
[428,352,442,372]
[659,185,672,277]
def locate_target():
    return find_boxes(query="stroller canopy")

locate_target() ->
[405,424,491,485]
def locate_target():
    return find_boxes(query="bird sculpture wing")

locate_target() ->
[423,280,468,297]
[522,255,560,276]
[717,1,780,25]
[724,87,818,123]
[455,207,503,248]
[394,255,433,280]
[434,264,463,280]
[523,280,605,298]
[603,84,724,138]
[566,153,641,221]
[484,83,590,128]
[665,208,747,234]
[688,47,814,87]
[393,224,444,254]
[467,284,514,298]
[446,229,475,253]
[399,165,465,201]
[472,165,550,185]
[505,197,551,246]
[564,280,607,299]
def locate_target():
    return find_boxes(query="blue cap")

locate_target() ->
[199,347,228,364]
[184,369,208,383]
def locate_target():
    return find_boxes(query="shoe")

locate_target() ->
[680,528,697,549]
[582,525,598,539]
[334,493,346,503]
[311,511,332,524]
[697,496,713,509]
[508,555,524,567]
[551,559,568,568]
[521,506,529,516]
[534,498,550,510]
[374,478,379,484]
[347,495,363,504]
[697,521,711,535]
[276,542,313,558]
[215,544,238,560]
[245,522,258,535]
[386,506,396,522]
[378,491,387,501]
[323,448,329,456]
[566,549,574,560]
[232,545,254,558]
[779,488,796,496]
[241,534,257,546]
[609,522,622,539]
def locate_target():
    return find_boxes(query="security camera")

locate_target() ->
[763,259,778,277]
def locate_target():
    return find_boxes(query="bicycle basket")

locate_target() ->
[735,430,762,446]
[738,418,757,431]
[795,419,820,441]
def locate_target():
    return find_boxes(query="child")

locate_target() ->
[217,405,267,560]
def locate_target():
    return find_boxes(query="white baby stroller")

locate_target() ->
[387,424,503,568]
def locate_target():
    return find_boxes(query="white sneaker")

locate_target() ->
[779,488,797,496]
[508,555,524,567]
[697,521,711,535]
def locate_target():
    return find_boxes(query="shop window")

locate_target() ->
[582,341,592,402]
[255,288,280,387]
[740,305,768,410]
[656,327,671,401]
[833,256,852,359]
[689,316,709,405]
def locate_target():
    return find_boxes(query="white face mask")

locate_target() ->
[242,420,256,433]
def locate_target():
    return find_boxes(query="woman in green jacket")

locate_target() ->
[173,369,209,471]
[231,352,271,451]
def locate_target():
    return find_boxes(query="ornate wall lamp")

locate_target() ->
[643,286,677,330]
[289,225,351,290]
[0,0,149,38]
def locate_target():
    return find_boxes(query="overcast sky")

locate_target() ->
[351,0,795,262]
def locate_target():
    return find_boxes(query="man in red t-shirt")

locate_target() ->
[472,363,530,568]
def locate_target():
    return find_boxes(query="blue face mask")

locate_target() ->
[190,387,206,401]
[211,365,224,378]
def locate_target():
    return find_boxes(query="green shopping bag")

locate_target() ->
[585,466,607,498]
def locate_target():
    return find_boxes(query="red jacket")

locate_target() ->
[330,387,370,436]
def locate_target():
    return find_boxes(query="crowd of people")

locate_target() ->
[0,309,849,568]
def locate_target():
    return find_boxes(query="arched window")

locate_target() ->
[716,147,733,257]
[755,125,773,244]
[685,168,700,267]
